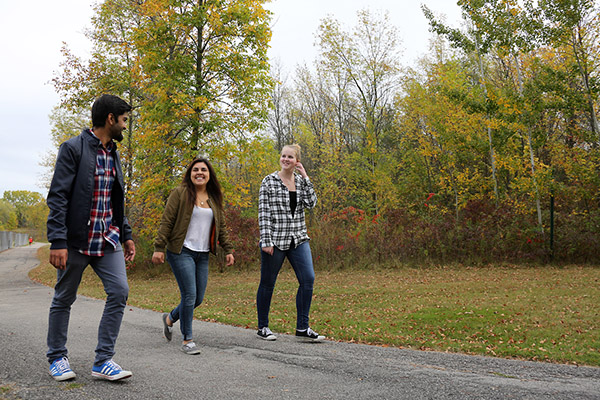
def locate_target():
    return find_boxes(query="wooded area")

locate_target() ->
[0,191,46,240]
[39,0,600,267]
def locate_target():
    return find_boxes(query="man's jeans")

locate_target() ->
[166,247,209,341]
[47,244,129,366]
[257,241,315,330]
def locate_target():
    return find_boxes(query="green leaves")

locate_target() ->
[2,191,47,236]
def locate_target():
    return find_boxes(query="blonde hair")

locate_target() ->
[282,144,302,162]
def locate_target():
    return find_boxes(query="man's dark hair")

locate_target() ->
[91,94,132,128]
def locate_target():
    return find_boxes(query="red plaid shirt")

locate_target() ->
[80,135,120,256]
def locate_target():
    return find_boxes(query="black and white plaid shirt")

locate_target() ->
[258,171,317,250]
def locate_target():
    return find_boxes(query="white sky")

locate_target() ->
[0,0,461,198]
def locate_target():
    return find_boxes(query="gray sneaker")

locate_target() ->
[180,341,201,355]
[162,313,173,341]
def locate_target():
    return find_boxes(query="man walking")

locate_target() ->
[46,94,135,381]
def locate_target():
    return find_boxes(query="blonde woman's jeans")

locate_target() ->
[257,241,315,330]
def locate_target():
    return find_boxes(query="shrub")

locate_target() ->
[129,198,600,274]
[223,204,260,270]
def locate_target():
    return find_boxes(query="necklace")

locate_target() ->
[197,195,208,206]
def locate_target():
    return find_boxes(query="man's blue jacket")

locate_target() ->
[46,129,133,250]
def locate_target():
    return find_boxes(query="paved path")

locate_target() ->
[0,244,598,399]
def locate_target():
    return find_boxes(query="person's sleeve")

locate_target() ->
[258,177,273,248]
[154,188,180,253]
[46,142,78,249]
[218,209,233,255]
[300,176,317,209]
[121,215,133,243]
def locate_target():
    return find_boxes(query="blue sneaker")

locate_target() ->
[91,359,132,381]
[49,357,76,381]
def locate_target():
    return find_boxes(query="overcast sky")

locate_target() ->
[0,0,461,198]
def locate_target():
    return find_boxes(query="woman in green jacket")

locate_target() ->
[152,157,234,355]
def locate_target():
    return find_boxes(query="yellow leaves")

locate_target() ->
[495,96,522,117]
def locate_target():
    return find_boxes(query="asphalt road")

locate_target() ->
[0,244,599,400]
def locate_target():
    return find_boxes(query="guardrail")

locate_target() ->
[0,231,30,252]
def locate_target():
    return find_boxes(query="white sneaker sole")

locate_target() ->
[91,370,132,381]
[181,350,201,355]
[297,335,325,343]
[50,371,76,381]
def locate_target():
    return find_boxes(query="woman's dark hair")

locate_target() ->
[91,94,132,127]
[182,157,223,209]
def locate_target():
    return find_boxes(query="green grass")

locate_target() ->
[63,383,84,390]
[30,247,600,366]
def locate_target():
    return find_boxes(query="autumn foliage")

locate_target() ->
[48,0,600,268]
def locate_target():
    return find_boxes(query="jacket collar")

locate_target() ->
[83,128,115,151]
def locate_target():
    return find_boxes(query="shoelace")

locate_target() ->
[54,358,70,373]
[105,360,121,371]
[263,327,273,336]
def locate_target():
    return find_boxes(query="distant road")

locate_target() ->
[0,244,599,399]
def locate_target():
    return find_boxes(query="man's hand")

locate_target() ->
[124,240,136,262]
[49,249,68,270]
[225,253,235,266]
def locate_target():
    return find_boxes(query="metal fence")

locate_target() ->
[0,231,30,252]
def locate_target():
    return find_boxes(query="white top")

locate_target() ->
[183,206,214,252]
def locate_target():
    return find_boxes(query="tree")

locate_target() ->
[268,62,299,152]
[423,0,550,232]
[132,0,272,147]
[129,0,274,238]
[540,0,600,137]
[51,0,144,194]
[0,200,17,231]
[397,58,492,219]
[316,9,402,213]
[49,0,274,244]
[423,1,501,204]
[2,191,46,230]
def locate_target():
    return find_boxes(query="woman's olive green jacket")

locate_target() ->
[154,185,233,255]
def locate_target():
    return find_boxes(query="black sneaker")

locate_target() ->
[257,327,277,341]
[296,327,325,342]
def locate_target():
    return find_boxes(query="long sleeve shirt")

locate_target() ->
[258,171,317,250]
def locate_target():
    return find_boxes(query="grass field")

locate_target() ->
[30,246,600,366]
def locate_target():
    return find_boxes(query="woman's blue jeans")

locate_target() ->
[166,247,209,341]
[256,241,315,330]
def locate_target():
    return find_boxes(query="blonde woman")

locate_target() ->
[256,144,324,342]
